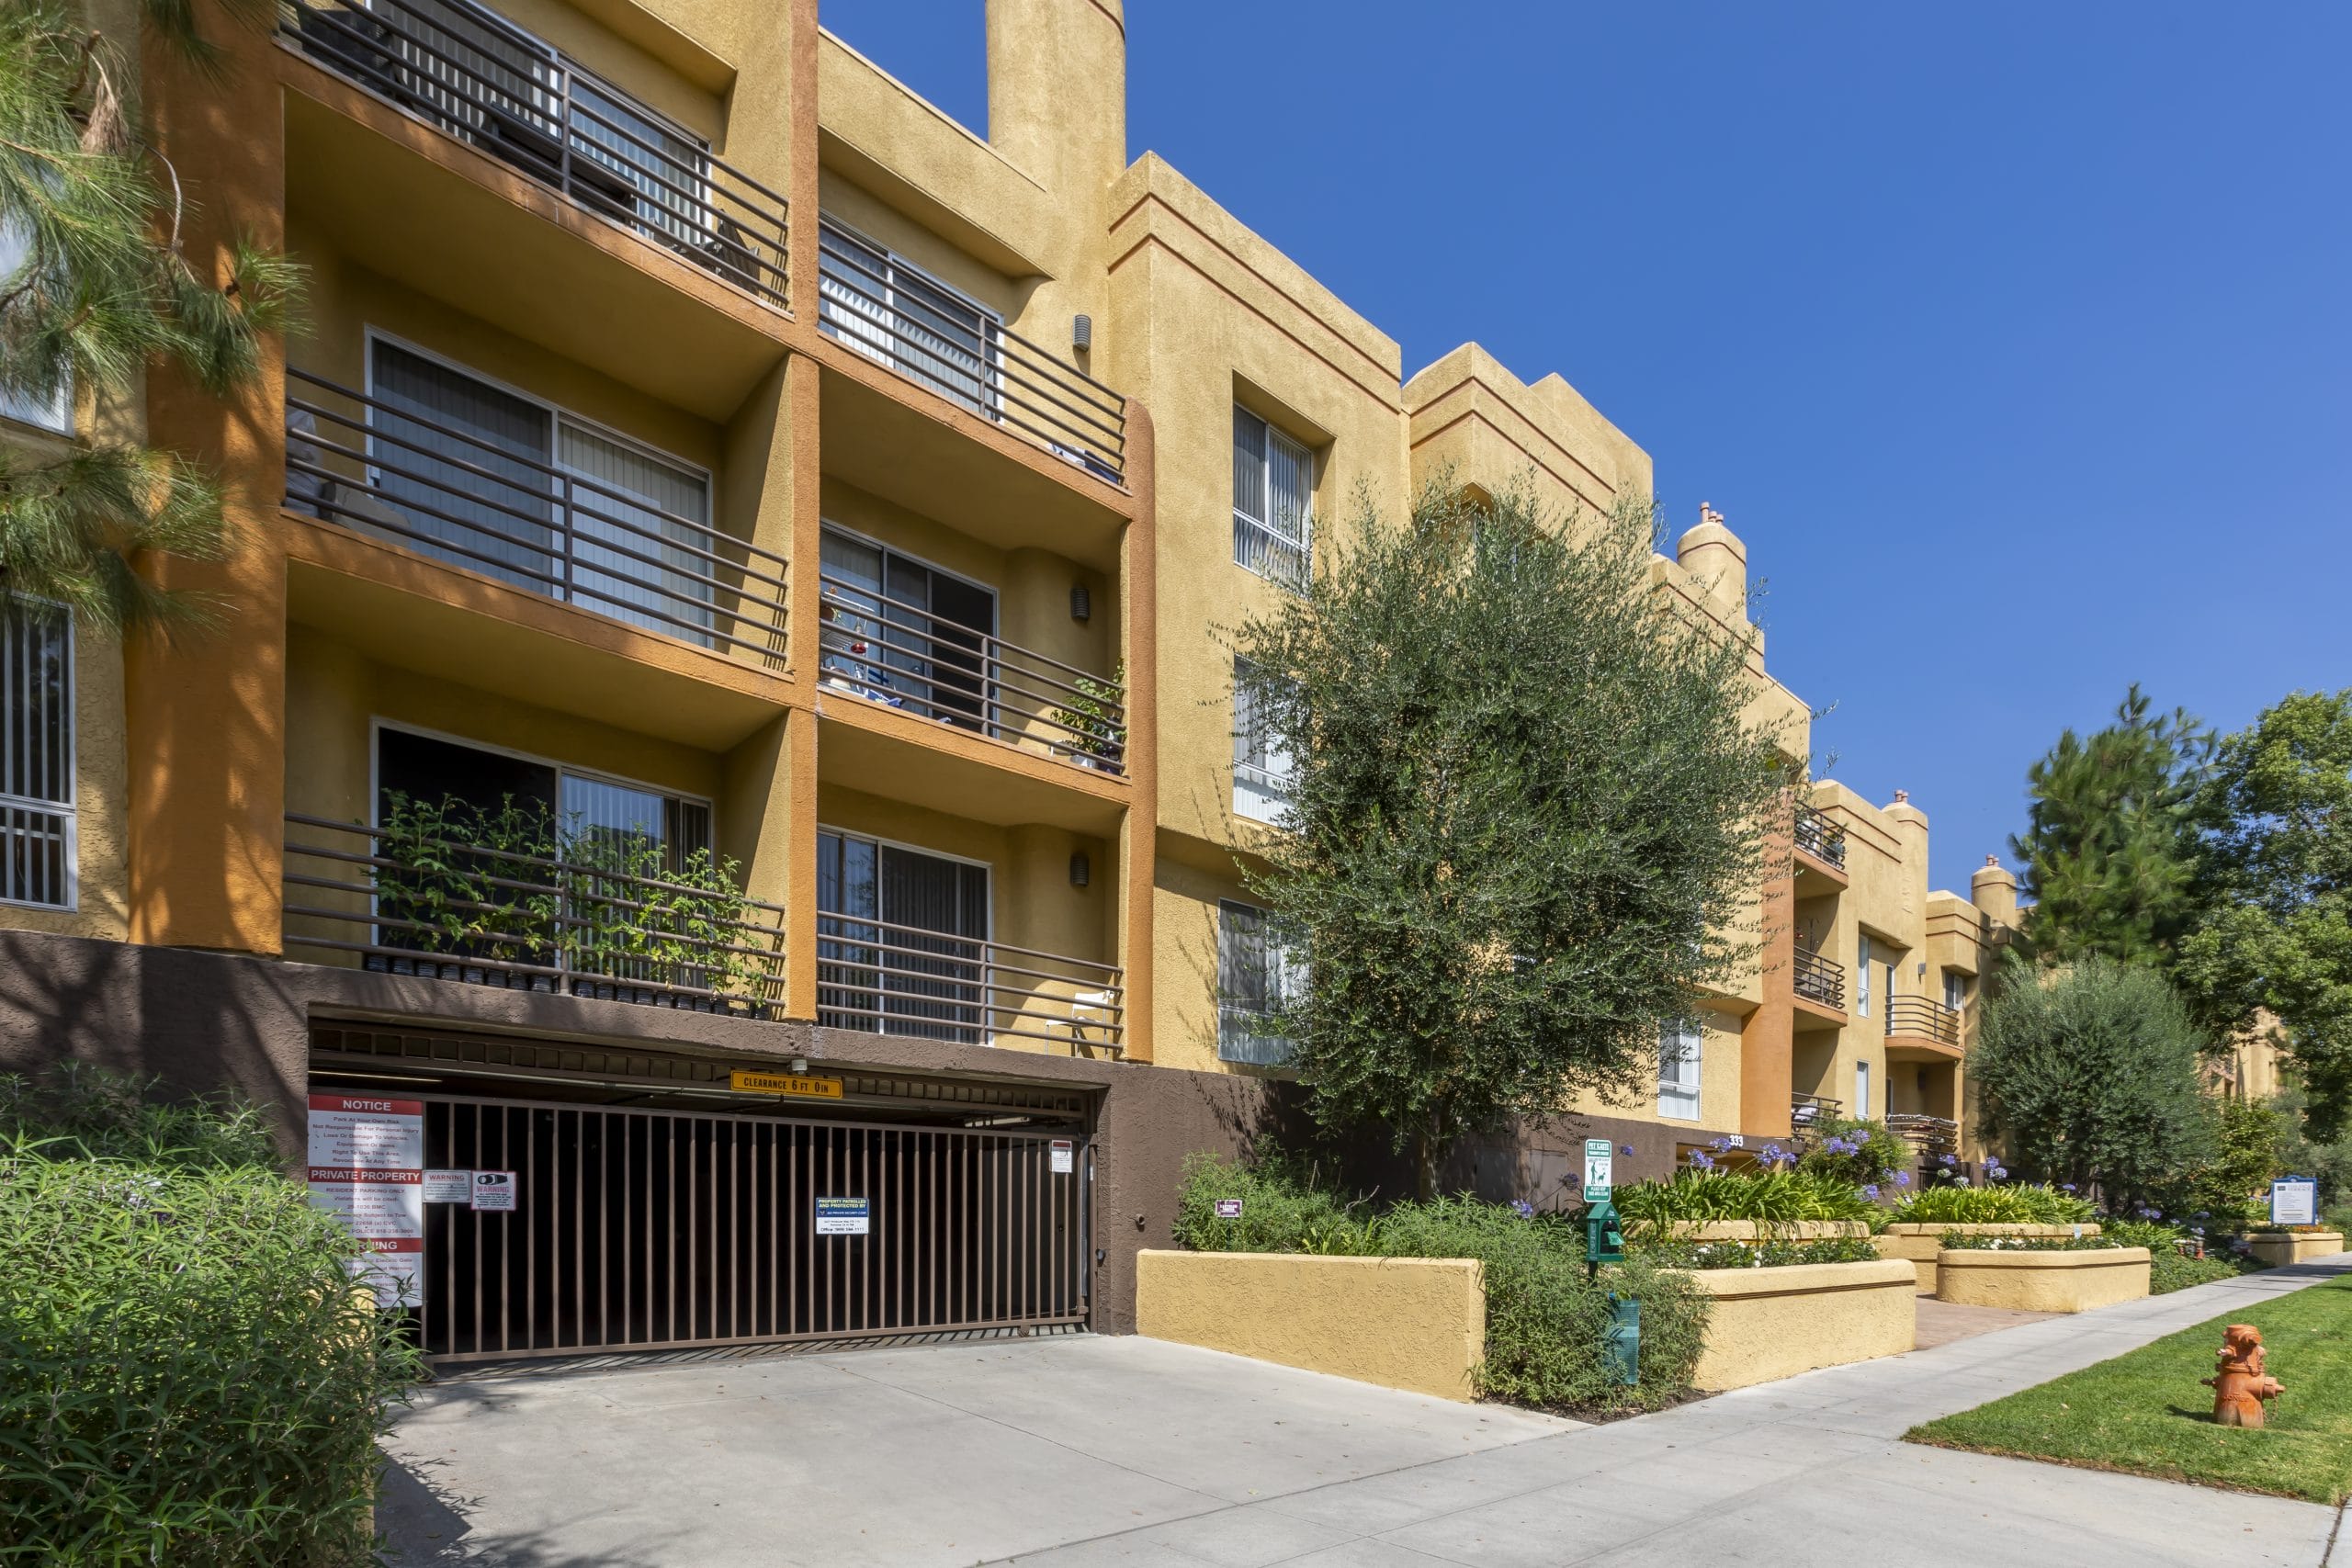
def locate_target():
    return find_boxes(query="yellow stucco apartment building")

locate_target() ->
[0,0,2018,1359]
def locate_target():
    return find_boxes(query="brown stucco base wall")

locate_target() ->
[1334,1111,1738,1211]
[0,931,1279,1335]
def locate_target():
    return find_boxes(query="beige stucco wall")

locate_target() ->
[2246,1232,2346,1267]
[1877,1224,2102,1293]
[1685,1259,1917,1392]
[1934,1247,2152,1312]
[1135,1249,1486,1401]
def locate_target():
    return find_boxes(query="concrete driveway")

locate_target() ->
[382,1257,2352,1567]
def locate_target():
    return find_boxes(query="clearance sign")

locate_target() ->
[306,1093,425,1309]
[730,1068,844,1100]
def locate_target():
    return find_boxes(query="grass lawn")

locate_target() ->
[1908,1276,2352,1504]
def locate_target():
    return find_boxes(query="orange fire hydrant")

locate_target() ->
[2203,1324,2285,1428]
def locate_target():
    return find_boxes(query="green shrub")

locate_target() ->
[1634,1236,1882,1269]
[2099,1218,2274,1294]
[1171,1156,1710,1415]
[0,1069,423,1567]
[1890,1182,2095,1224]
[1612,1168,1879,1229]
[1795,1117,1912,1193]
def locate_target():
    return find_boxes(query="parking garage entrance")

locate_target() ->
[309,1023,1095,1363]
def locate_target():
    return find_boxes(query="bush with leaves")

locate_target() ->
[1611,1168,1880,1229]
[1969,954,2218,1211]
[0,1067,422,1566]
[1172,1154,1709,1415]
[1634,1235,1883,1269]
[1795,1116,1913,1199]
[2097,1218,2271,1294]
[1889,1183,2096,1225]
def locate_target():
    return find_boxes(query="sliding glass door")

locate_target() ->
[816,829,989,1043]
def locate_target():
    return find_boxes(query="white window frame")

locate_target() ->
[1231,655,1297,826]
[0,220,74,435]
[1943,969,1966,1011]
[1217,897,1304,1066]
[1232,404,1314,591]
[1657,1017,1703,1122]
[1856,933,1872,1018]
[816,216,1004,420]
[368,718,714,849]
[0,598,77,910]
[1855,1058,1872,1120]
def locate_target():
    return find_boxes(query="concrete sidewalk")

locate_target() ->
[380,1254,2351,1567]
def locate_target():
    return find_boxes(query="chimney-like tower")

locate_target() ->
[1972,853,2020,929]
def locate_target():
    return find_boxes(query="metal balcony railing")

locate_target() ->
[816,911,1123,1055]
[286,369,789,660]
[1793,803,1847,869]
[817,219,1126,480]
[1886,995,1962,1047]
[1791,1092,1843,1133]
[817,574,1125,773]
[1217,1002,1296,1067]
[282,813,788,1013]
[1886,1113,1960,1156]
[279,0,789,306]
[1792,947,1846,1010]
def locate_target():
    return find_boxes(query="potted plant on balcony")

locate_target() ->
[558,830,768,1013]
[372,794,561,986]
[1051,660,1125,773]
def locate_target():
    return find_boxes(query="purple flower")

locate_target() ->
[1621,1145,1635,1157]
[1939,1154,1957,1167]
[1863,1184,1881,1199]
[1690,1151,1716,1170]
[1511,1199,1535,1219]
[2060,1183,2076,1192]
[1895,1171,1912,1188]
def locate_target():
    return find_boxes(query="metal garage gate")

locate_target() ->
[415,1095,1091,1361]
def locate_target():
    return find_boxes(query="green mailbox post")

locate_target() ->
[1582,1138,1637,1386]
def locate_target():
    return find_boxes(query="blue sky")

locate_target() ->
[821,2,2352,894]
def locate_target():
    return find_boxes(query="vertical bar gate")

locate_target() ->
[415,1094,1090,1361]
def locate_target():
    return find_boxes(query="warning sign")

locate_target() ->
[1050,1138,1074,1175]
[470,1171,517,1213]
[423,1169,473,1204]
[816,1196,870,1235]
[306,1093,424,1309]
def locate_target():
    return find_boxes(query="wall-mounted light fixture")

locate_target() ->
[1069,852,1091,888]
[1070,583,1091,622]
[1072,314,1092,352]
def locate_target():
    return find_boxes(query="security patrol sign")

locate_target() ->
[1583,1139,1615,1202]
[732,1068,844,1100]
[816,1196,870,1235]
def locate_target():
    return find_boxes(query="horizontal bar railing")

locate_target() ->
[815,910,1123,1055]
[279,0,788,307]
[283,812,787,1014]
[1792,803,1847,869]
[817,574,1125,773]
[1792,947,1846,1010]
[1886,1113,1960,1155]
[1885,995,1962,1047]
[1790,1092,1843,1131]
[286,368,788,662]
[816,220,1125,479]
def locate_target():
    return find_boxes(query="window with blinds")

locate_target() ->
[0,220,73,435]
[1232,405,1312,591]
[817,219,1001,418]
[1231,656,1297,826]
[1,602,74,908]
[1657,1018,1702,1121]
[1217,899,1304,1066]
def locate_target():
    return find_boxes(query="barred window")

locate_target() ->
[1,602,74,908]
[1657,1018,1702,1121]
[1231,657,1297,826]
[1217,899,1304,1066]
[1232,405,1312,592]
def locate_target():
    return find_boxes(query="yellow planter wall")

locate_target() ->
[1934,1247,2151,1312]
[1685,1259,1917,1392]
[2246,1232,2345,1267]
[1135,1250,1485,1401]
[1877,1224,2101,1294]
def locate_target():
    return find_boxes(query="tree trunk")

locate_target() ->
[1414,1111,1442,1201]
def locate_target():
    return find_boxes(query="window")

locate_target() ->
[1943,969,1967,1011]
[1232,405,1312,591]
[1,602,74,908]
[0,220,73,434]
[1856,934,1872,1017]
[1657,1018,1702,1121]
[336,338,715,644]
[816,829,989,1043]
[818,219,1001,418]
[1231,657,1297,825]
[1218,899,1304,1066]
[817,527,995,730]
[1854,1059,1872,1119]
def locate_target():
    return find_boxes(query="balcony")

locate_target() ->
[1793,803,1847,870]
[287,368,789,661]
[1885,995,1963,1054]
[817,220,1126,480]
[1791,1093,1843,1134]
[281,813,788,1014]
[278,0,788,307]
[1792,947,1846,1012]
[1887,1113,1960,1159]
[816,912,1124,1055]
[817,574,1124,774]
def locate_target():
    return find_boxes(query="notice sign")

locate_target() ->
[423,1169,473,1204]
[1215,1198,1243,1219]
[1583,1138,1615,1203]
[1050,1138,1075,1175]
[817,1196,870,1235]
[2272,1177,2319,1227]
[307,1093,424,1309]
[471,1171,518,1213]
[732,1068,844,1100]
